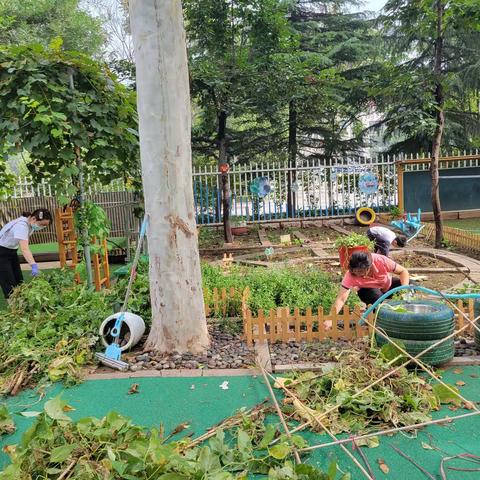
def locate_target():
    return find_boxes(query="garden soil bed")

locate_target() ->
[266,226,340,244]
[124,325,255,371]
[247,248,317,263]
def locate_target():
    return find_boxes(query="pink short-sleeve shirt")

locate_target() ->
[342,253,397,291]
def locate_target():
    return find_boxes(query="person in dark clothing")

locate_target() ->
[367,225,407,257]
[0,209,52,299]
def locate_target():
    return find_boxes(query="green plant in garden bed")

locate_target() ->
[0,269,112,395]
[112,262,358,321]
[334,233,374,249]
[0,397,342,479]
[277,348,462,436]
[202,263,359,316]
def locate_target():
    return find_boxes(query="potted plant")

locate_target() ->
[335,233,374,272]
[230,216,248,235]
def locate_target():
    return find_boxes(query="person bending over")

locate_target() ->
[0,209,52,299]
[367,225,406,257]
[332,251,410,314]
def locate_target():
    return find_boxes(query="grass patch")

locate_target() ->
[443,218,480,232]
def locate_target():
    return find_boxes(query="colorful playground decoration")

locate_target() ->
[358,172,379,195]
[249,176,271,197]
[391,208,424,242]
[355,207,376,226]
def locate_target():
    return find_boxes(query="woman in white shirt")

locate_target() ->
[0,209,52,298]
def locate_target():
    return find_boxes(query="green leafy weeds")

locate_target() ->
[0,269,112,395]
[0,399,338,479]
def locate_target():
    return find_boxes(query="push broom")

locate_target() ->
[95,214,149,371]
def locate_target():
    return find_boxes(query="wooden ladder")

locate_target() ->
[92,236,111,291]
[55,207,80,282]
[55,207,111,291]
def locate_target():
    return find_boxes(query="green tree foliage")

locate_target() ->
[285,1,379,162]
[0,44,139,201]
[0,0,106,56]
[374,0,480,153]
[185,0,294,163]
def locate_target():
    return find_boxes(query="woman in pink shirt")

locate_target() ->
[332,251,410,313]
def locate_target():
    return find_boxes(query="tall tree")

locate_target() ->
[185,0,294,240]
[246,0,378,211]
[129,0,209,353]
[377,0,480,247]
[0,0,105,56]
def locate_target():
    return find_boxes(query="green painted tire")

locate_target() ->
[376,335,455,366]
[376,300,454,341]
[475,300,480,351]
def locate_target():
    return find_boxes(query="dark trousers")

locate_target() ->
[0,246,23,299]
[366,230,391,257]
[358,278,402,306]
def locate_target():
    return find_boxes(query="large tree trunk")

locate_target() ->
[218,110,233,243]
[431,0,445,249]
[129,0,209,353]
[287,99,297,218]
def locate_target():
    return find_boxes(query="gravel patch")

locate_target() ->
[455,337,479,357]
[127,326,255,371]
[270,338,368,366]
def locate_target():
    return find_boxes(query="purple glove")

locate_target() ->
[31,263,39,276]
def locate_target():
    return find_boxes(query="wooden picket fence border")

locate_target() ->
[203,286,250,318]
[424,223,480,252]
[243,305,375,346]
[201,285,478,344]
[243,298,478,346]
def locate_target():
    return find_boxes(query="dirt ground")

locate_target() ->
[198,223,472,292]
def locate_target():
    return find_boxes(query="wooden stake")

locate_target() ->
[300,411,480,452]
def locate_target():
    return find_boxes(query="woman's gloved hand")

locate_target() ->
[31,263,39,276]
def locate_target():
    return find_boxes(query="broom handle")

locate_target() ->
[120,214,149,313]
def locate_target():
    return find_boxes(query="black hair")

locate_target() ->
[395,234,407,248]
[22,209,53,222]
[349,251,372,271]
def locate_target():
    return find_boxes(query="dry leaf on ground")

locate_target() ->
[128,383,140,394]
[377,458,389,474]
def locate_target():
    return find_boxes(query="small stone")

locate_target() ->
[130,365,140,372]
[163,364,170,369]
[136,354,149,362]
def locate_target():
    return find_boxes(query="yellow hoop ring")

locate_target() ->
[356,207,376,226]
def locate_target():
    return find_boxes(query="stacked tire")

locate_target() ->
[375,300,455,366]
[475,299,480,351]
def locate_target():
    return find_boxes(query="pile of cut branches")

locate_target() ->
[278,350,461,435]
[0,270,112,396]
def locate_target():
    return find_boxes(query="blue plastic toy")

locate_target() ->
[391,208,424,243]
